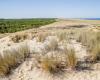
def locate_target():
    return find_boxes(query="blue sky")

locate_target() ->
[0,0,100,18]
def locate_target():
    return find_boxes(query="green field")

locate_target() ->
[0,18,56,33]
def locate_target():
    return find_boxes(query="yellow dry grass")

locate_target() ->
[36,32,50,42]
[0,43,29,76]
[65,49,77,70]
[39,56,64,74]
[10,33,29,43]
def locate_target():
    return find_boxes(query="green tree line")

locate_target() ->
[0,18,56,33]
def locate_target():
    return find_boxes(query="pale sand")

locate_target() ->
[0,20,100,80]
[0,35,99,80]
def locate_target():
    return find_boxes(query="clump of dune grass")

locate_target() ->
[77,31,88,45]
[65,49,77,70]
[16,43,30,60]
[10,33,28,43]
[0,43,29,76]
[45,37,58,51]
[57,32,66,41]
[0,50,18,76]
[39,56,64,74]
[36,32,50,42]
[37,48,78,73]
[88,44,100,62]
[0,55,9,76]
[77,31,100,50]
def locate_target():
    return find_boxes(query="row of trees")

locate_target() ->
[0,18,56,33]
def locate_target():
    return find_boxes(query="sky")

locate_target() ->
[0,0,100,18]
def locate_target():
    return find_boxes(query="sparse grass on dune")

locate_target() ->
[36,46,78,74]
[34,31,80,72]
[77,31,100,50]
[76,30,100,62]
[1,27,100,78]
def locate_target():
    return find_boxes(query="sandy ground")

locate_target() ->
[0,33,10,39]
[0,40,98,80]
[8,39,100,80]
[0,20,100,80]
[40,20,93,29]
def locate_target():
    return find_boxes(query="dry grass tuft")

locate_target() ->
[0,55,9,76]
[57,32,66,41]
[45,37,58,51]
[89,44,100,62]
[10,33,29,43]
[0,43,29,76]
[36,32,50,42]
[65,49,77,70]
[36,46,78,73]
[77,31,100,50]
[77,30,100,63]
[39,56,64,74]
